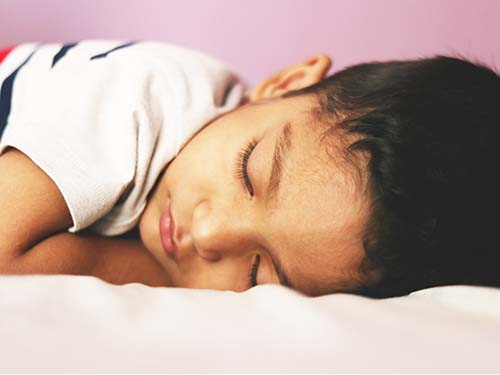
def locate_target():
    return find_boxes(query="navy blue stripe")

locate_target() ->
[0,49,37,137]
[220,80,237,107]
[51,42,78,68]
[90,41,137,61]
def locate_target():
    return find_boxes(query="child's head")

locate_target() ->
[139,53,500,297]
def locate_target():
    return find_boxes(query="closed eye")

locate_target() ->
[234,138,258,197]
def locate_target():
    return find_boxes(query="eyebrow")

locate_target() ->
[265,121,292,206]
[265,121,295,290]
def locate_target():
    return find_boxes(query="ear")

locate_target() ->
[249,54,332,102]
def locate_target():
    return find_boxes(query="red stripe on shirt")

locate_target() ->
[0,45,18,64]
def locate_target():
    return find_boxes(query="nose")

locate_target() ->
[190,199,254,261]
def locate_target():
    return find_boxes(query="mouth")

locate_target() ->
[159,201,179,260]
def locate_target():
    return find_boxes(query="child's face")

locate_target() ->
[138,94,377,296]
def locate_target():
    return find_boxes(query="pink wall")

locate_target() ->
[1,0,499,86]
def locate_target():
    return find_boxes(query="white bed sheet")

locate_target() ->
[0,274,499,373]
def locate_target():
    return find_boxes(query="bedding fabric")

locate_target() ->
[0,274,499,373]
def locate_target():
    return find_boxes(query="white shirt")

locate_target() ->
[0,40,246,235]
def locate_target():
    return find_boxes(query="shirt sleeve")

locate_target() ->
[0,40,246,236]
[0,41,141,233]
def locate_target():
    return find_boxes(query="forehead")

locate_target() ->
[259,99,371,295]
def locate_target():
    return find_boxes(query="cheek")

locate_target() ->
[167,134,219,179]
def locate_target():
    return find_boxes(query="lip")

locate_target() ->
[159,201,179,260]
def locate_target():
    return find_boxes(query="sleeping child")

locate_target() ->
[0,40,499,298]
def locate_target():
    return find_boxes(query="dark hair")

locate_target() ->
[283,55,500,298]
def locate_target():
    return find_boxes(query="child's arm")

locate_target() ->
[2,230,171,287]
[0,147,73,262]
[0,147,171,287]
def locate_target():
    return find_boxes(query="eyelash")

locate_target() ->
[248,254,261,288]
[234,138,258,197]
[235,138,260,287]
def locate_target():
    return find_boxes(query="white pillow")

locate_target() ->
[0,274,499,373]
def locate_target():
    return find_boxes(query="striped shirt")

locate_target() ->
[0,40,245,235]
